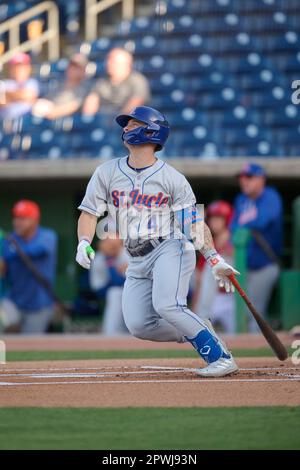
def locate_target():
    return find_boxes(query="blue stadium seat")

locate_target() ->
[89,37,114,56]
[21,130,67,152]
[19,114,54,132]
[226,52,270,73]
[152,89,186,110]
[133,35,158,54]
[60,113,114,132]
[3,0,300,159]
[249,87,290,108]
[273,52,300,73]
[121,16,152,35]
[168,108,205,127]
[216,106,261,127]
[166,0,233,15]
[263,104,299,126]
[272,128,300,147]
[136,54,169,74]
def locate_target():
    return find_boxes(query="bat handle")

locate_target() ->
[229,273,245,297]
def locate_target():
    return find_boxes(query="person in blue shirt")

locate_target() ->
[0,200,57,333]
[231,163,283,332]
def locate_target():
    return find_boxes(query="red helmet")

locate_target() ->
[206,200,233,227]
[12,200,40,221]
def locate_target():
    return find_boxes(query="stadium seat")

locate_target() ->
[3,0,300,159]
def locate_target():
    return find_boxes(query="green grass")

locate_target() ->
[0,407,299,450]
[5,347,291,362]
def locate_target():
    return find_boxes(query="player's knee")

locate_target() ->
[152,299,175,321]
[123,316,151,340]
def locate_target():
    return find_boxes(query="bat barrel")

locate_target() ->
[229,274,288,361]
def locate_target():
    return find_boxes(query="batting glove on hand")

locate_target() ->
[208,253,240,293]
[76,240,95,269]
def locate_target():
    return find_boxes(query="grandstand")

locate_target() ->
[0,0,300,160]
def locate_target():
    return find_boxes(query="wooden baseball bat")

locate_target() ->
[229,274,288,361]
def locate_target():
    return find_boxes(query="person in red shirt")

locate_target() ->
[192,201,236,333]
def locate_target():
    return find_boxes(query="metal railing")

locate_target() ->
[85,0,135,41]
[0,1,59,67]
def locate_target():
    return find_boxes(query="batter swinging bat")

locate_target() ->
[229,274,288,361]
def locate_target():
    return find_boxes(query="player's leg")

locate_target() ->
[0,298,22,332]
[152,239,237,376]
[194,264,218,320]
[212,292,236,334]
[152,240,207,336]
[247,264,279,333]
[122,274,184,342]
[102,286,128,335]
[21,306,54,334]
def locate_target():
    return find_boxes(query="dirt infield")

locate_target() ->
[1,332,292,351]
[0,357,299,408]
[0,334,298,409]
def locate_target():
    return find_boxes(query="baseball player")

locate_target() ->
[232,163,282,332]
[76,106,239,377]
[193,201,236,334]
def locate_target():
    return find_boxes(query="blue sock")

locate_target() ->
[185,329,231,364]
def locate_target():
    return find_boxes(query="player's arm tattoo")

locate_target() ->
[190,221,218,260]
[201,222,215,252]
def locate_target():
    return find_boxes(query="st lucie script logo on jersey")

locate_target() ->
[112,189,169,209]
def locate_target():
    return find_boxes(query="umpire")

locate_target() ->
[0,200,57,333]
[231,163,283,332]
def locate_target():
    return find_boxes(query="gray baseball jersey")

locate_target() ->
[78,156,197,247]
[79,156,209,343]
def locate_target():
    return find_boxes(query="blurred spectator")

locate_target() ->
[90,235,128,335]
[0,200,57,334]
[231,163,283,332]
[83,47,150,115]
[192,201,236,334]
[32,53,89,119]
[0,53,39,119]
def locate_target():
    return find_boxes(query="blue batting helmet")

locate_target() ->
[116,106,170,151]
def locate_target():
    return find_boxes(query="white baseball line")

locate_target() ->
[0,378,300,386]
[0,366,133,373]
[142,366,300,379]
[142,365,299,371]
[1,368,299,380]
[0,365,299,381]
[142,365,300,375]
[0,369,196,379]
[1,365,298,373]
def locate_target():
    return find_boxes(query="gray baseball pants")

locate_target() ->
[247,263,280,333]
[122,239,207,342]
[0,298,54,334]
